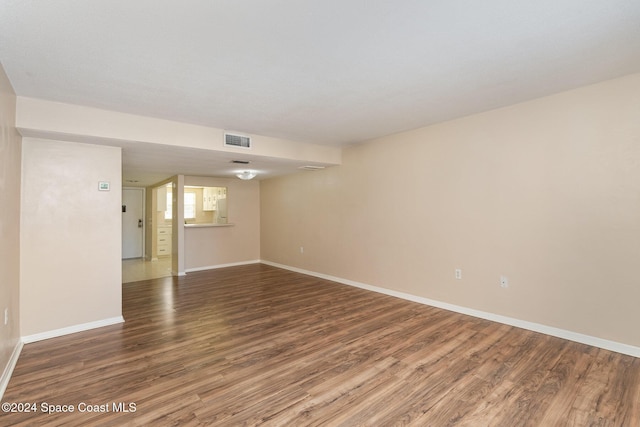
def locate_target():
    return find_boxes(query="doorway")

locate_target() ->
[122,188,144,259]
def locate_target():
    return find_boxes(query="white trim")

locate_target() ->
[261,261,640,358]
[0,340,23,400]
[185,259,261,273]
[22,316,125,344]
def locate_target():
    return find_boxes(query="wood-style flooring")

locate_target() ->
[2,264,639,426]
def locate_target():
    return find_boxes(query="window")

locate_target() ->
[184,192,196,219]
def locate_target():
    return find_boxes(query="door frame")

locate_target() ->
[122,187,146,259]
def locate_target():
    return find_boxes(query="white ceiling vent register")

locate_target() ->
[224,133,251,149]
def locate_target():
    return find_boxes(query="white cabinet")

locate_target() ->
[203,187,227,211]
[203,187,214,211]
[157,226,172,256]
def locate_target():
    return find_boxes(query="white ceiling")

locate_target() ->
[2,1,640,182]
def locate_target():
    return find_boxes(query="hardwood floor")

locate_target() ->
[2,264,639,426]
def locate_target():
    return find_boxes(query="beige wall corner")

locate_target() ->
[260,73,640,349]
[172,175,185,276]
[20,138,122,337]
[0,63,23,397]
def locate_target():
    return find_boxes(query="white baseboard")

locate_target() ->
[0,340,23,400]
[185,259,261,273]
[261,260,640,358]
[22,316,125,344]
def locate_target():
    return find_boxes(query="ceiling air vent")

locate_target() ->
[298,165,326,171]
[231,160,250,164]
[224,133,251,149]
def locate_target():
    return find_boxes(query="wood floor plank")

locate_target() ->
[1,264,639,426]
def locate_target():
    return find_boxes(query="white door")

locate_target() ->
[122,188,144,259]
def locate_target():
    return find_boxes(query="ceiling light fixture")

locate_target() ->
[236,171,257,180]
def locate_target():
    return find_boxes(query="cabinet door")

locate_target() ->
[203,187,215,211]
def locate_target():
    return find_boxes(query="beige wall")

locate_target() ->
[0,64,22,391]
[184,176,260,270]
[261,73,640,348]
[20,138,122,337]
[146,184,156,260]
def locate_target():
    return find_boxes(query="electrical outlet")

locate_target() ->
[4,308,7,325]
[455,269,462,280]
[300,246,304,254]
[500,276,509,288]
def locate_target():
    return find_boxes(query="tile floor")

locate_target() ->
[122,257,172,283]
